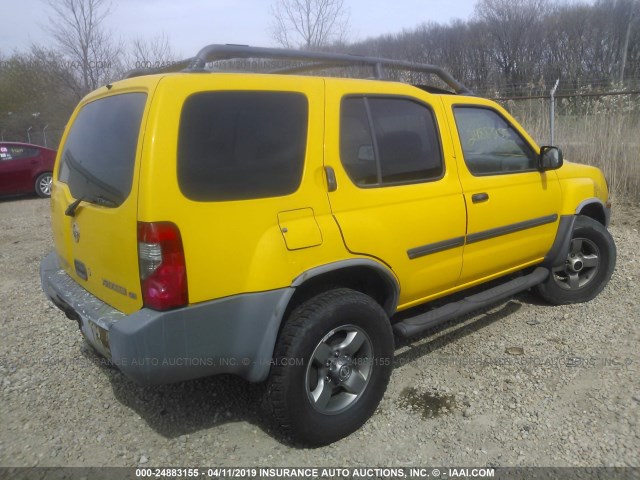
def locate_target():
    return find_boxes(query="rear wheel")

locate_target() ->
[536,216,616,304]
[265,288,394,446]
[35,172,53,198]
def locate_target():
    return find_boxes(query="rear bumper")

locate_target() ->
[40,252,293,385]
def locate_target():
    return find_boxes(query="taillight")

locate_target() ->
[137,222,188,310]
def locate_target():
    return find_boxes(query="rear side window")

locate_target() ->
[12,147,39,159]
[0,146,39,160]
[340,97,443,187]
[58,93,147,206]
[178,91,308,201]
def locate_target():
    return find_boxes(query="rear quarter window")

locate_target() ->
[177,91,308,202]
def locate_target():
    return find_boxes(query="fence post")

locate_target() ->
[550,79,560,145]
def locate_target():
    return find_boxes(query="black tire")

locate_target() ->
[536,216,616,305]
[265,288,394,446]
[35,172,53,198]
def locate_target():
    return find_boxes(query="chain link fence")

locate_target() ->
[498,90,640,202]
[1,127,65,150]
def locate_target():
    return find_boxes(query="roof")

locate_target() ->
[123,44,472,95]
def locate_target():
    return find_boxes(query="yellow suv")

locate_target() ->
[40,45,616,446]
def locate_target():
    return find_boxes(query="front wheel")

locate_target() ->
[35,172,53,198]
[265,288,394,446]
[536,216,616,305]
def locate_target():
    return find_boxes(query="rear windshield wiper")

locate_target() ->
[65,195,119,217]
[65,196,85,217]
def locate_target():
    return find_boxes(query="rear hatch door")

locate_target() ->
[51,84,152,314]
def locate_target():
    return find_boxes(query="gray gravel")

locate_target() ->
[0,197,638,467]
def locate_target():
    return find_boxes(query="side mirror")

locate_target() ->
[539,146,563,171]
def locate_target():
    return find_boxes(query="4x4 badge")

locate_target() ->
[72,222,80,243]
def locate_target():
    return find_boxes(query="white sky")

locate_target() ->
[1,0,477,58]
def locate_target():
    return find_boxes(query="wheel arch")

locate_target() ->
[289,259,400,317]
[543,200,611,269]
[249,259,399,383]
[575,198,609,227]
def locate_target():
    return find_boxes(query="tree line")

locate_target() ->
[0,0,175,145]
[1,0,638,147]
[332,0,640,96]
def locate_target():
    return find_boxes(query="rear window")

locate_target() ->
[177,91,308,201]
[58,93,147,207]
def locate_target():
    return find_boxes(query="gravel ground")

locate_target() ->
[0,196,638,467]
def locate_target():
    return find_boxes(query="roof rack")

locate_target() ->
[123,44,472,95]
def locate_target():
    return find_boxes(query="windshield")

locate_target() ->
[58,92,147,206]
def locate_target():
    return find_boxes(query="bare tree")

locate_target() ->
[539,3,593,89]
[30,45,86,100]
[0,51,77,145]
[44,0,122,95]
[270,0,350,49]
[475,0,548,93]
[611,0,640,82]
[619,8,634,82]
[128,33,176,70]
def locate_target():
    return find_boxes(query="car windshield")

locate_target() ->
[58,93,147,206]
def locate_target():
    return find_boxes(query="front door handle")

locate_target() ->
[472,192,489,203]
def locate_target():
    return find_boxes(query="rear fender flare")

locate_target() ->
[250,259,399,382]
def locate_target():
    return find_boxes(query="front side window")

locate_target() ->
[58,93,147,206]
[177,91,308,201]
[340,97,443,187]
[453,107,538,175]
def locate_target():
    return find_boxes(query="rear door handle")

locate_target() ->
[472,192,489,203]
[325,166,337,192]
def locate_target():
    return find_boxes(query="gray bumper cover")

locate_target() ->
[40,252,293,385]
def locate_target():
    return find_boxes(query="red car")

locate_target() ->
[0,142,56,198]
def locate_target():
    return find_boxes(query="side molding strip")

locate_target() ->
[466,214,558,244]
[407,236,465,259]
[407,214,559,259]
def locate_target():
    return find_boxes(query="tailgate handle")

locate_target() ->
[472,192,489,203]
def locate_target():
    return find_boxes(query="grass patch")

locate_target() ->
[503,97,640,202]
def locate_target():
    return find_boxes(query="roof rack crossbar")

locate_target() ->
[124,44,472,94]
